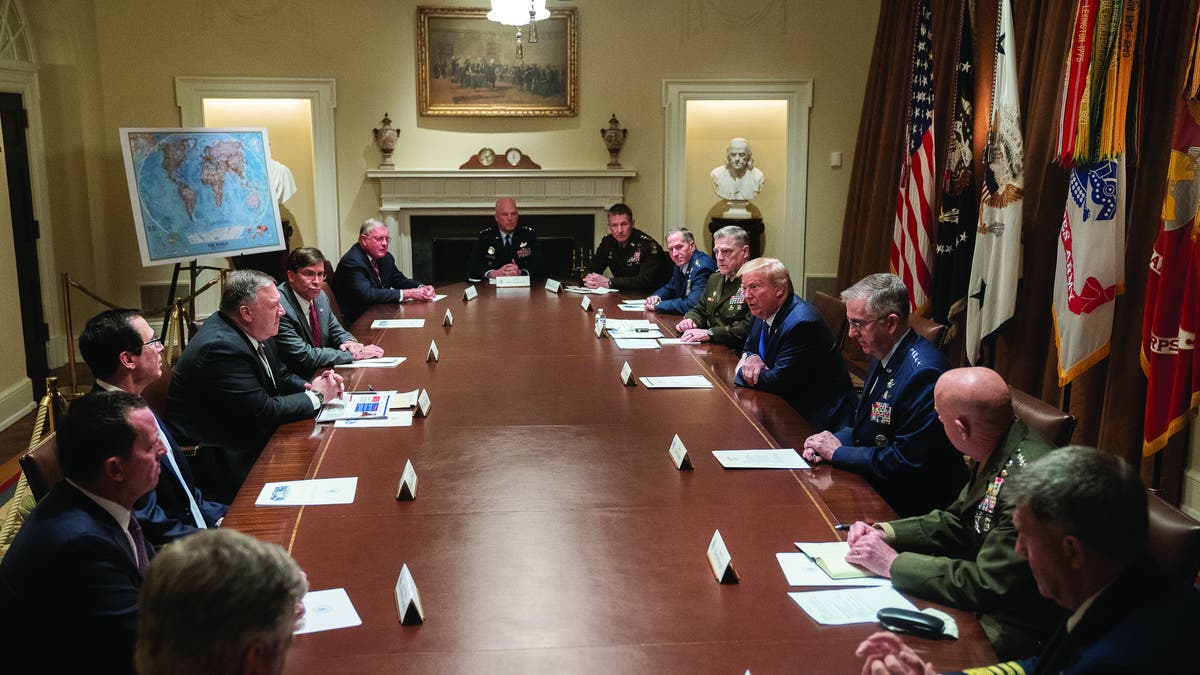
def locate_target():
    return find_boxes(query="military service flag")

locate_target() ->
[967,0,1025,365]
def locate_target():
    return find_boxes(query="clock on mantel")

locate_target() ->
[459,146,542,170]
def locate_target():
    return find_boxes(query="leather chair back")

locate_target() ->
[141,358,172,421]
[323,281,344,326]
[1146,492,1200,583]
[18,432,61,502]
[908,314,951,351]
[1009,387,1076,447]
[811,291,847,353]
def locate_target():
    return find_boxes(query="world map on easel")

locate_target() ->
[119,127,285,266]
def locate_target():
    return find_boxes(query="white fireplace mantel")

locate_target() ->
[367,168,637,275]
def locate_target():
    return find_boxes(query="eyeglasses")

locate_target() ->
[847,316,885,331]
[143,335,164,347]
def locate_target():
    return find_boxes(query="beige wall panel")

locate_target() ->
[29,0,877,312]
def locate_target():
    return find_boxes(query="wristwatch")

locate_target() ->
[707,328,714,339]
[313,390,325,405]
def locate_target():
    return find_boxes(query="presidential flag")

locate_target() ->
[891,0,936,312]
[931,1,977,325]
[1142,99,1200,456]
[967,0,1024,365]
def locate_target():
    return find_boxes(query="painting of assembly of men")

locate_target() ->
[419,8,577,116]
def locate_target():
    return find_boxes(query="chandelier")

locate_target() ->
[488,0,549,59]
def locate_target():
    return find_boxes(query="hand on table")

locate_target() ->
[308,369,344,402]
[490,263,521,277]
[738,353,766,386]
[843,524,896,577]
[679,328,710,343]
[341,341,385,360]
[802,431,842,464]
[583,273,610,289]
[644,295,661,311]
[856,632,936,675]
[675,318,697,332]
[403,285,437,302]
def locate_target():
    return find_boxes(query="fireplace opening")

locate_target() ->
[412,215,594,284]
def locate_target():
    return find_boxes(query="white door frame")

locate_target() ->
[662,79,812,281]
[0,60,64,366]
[174,76,340,257]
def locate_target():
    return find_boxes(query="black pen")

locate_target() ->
[833,523,852,531]
[367,384,375,392]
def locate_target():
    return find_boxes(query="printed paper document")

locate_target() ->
[255,477,358,506]
[712,448,809,469]
[789,586,916,625]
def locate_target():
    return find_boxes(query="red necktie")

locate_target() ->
[128,516,150,574]
[371,259,383,285]
[309,302,322,347]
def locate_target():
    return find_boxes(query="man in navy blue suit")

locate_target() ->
[0,391,165,674]
[803,273,966,516]
[856,447,1200,675]
[333,218,437,323]
[644,227,717,316]
[733,257,851,429]
[79,308,227,544]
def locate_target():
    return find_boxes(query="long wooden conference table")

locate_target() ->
[224,281,998,673]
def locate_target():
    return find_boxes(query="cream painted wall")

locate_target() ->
[24,0,877,318]
[684,100,787,258]
[202,98,317,251]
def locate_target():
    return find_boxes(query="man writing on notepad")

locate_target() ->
[843,367,1059,659]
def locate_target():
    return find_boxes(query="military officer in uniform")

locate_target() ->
[466,197,543,281]
[643,227,716,315]
[802,273,967,516]
[843,367,1061,660]
[675,225,752,348]
[582,203,670,292]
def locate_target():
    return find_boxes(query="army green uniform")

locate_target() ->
[682,273,750,348]
[886,420,1063,660]
[587,228,670,292]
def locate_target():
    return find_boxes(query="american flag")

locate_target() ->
[892,0,936,312]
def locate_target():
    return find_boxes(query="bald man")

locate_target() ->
[466,197,544,281]
[843,367,1061,660]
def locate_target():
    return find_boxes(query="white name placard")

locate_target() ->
[495,275,530,287]
[595,320,606,338]
[580,295,592,311]
[668,434,693,470]
[545,278,563,293]
[619,361,635,386]
[443,308,453,326]
[426,339,439,362]
[707,529,739,584]
[394,564,425,625]
[396,459,418,501]
[416,389,432,417]
[463,285,478,301]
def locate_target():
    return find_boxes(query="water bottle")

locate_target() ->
[595,307,606,332]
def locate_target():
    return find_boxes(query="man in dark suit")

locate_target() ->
[803,273,967,517]
[333,218,437,323]
[466,197,544,281]
[856,447,1200,675]
[79,308,226,543]
[733,257,851,429]
[167,270,343,503]
[644,227,716,315]
[0,391,165,674]
[278,247,385,378]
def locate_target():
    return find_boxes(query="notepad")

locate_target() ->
[641,376,712,388]
[613,338,661,350]
[295,588,363,634]
[795,542,876,580]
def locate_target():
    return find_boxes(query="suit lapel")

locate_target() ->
[280,284,314,343]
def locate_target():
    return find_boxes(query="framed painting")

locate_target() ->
[417,6,578,117]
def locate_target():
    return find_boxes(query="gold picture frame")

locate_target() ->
[416,6,578,117]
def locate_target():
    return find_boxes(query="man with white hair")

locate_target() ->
[333,218,437,323]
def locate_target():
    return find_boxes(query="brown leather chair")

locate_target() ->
[811,291,848,353]
[18,432,61,502]
[1146,492,1200,583]
[909,313,951,351]
[141,358,172,422]
[1009,387,1076,447]
[323,280,344,327]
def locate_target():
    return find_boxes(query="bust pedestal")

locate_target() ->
[707,216,764,260]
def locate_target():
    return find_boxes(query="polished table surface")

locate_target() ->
[224,282,997,673]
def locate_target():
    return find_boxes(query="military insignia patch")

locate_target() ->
[630,249,642,263]
[870,402,892,424]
